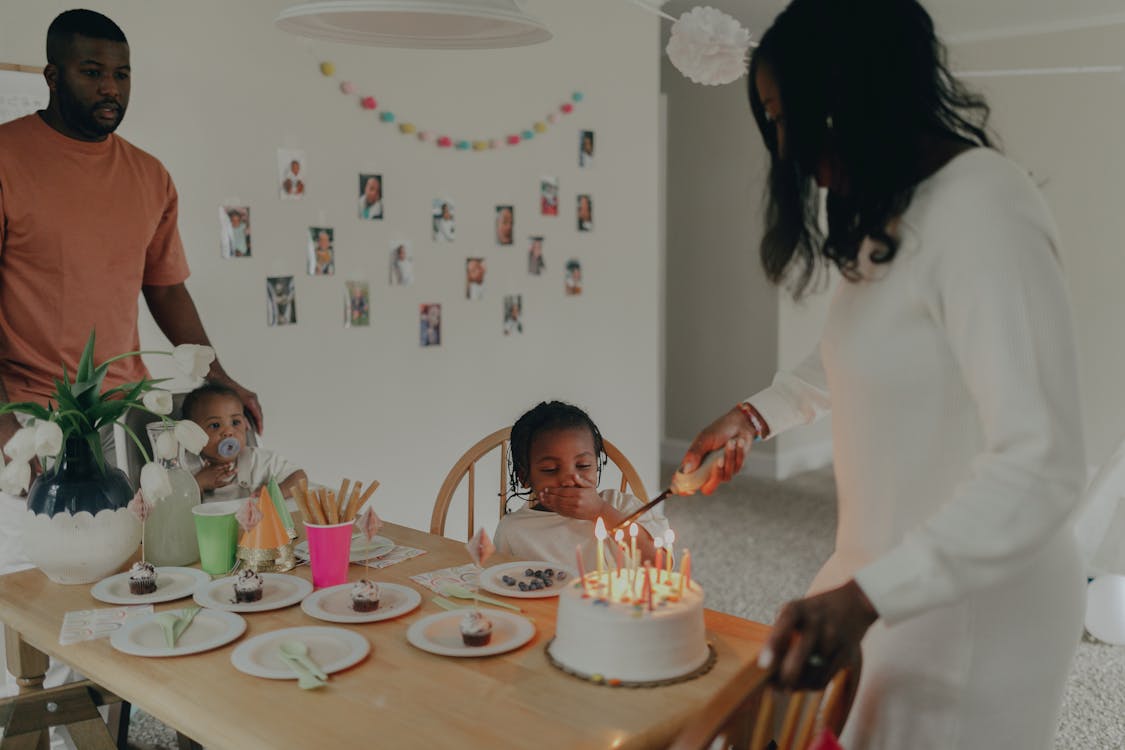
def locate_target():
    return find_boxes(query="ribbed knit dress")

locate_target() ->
[748,149,1086,748]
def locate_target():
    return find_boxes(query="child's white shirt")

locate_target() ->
[186,446,300,502]
[493,489,670,571]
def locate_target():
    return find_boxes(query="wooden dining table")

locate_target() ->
[0,521,770,749]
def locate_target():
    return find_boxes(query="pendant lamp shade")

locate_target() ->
[275,0,552,49]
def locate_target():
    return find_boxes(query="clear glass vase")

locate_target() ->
[143,422,201,567]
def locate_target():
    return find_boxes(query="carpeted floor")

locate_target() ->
[128,465,1125,749]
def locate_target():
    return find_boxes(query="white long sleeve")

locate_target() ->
[745,346,832,437]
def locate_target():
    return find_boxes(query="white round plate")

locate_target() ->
[478,561,577,599]
[294,534,395,563]
[406,610,535,658]
[193,573,313,613]
[230,626,370,679]
[300,582,422,624]
[110,609,246,657]
[91,567,212,605]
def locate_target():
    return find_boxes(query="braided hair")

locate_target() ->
[507,401,606,510]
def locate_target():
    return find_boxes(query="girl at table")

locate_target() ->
[494,401,668,572]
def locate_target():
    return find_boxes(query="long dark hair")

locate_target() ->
[748,0,993,298]
[507,401,605,506]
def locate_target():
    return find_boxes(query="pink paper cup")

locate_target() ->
[305,521,353,588]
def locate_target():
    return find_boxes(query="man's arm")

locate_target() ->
[142,283,265,432]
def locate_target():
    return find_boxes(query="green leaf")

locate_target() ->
[0,401,51,420]
[76,330,96,384]
[85,431,107,475]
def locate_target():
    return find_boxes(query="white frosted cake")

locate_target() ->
[548,570,709,684]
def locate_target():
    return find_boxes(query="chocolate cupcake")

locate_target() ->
[233,569,264,603]
[128,561,157,595]
[351,579,380,612]
[460,610,493,647]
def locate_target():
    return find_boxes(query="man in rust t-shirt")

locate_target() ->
[0,9,263,466]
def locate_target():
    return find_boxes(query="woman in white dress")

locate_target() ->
[681,1,1086,747]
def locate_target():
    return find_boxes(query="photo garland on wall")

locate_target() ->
[220,205,250,258]
[267,276,297,326]
[345,281,370,327]
[389,241,413,286]
[278,148,305,199]
[308,227,335,276]
[315,60,584,154]
[420,304,441,347]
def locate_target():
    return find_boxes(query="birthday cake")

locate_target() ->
[547,570,709,685]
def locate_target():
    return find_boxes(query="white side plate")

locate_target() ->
[300,582,422,624]
[230,626,370,679]
[193,573,313,613]
[92,567,213,605]
[478,561,577,599]
[406,610,535,658]
[110,609,246,657]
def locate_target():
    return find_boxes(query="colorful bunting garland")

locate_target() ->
[317,60,584,153]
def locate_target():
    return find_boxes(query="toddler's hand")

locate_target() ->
[195,460,236,492]
[539,474,605,521]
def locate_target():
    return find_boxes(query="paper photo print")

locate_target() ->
[220,205,251,258]
[540,177,559,216]
[358,173,384,220]
[420,303,442,347]
[579,130,595,168]
[345,281,370,328]
[565,259,583,296]
[577,194,593,232]
[278,148,305,200]
[503,294,523,336]
[466,257,486,300]
[527,235,545,276]
[267,276,297,326]
[432,199,455,242]
[389,241,414,286]
[495,205,514,246]
[308,227,335,276]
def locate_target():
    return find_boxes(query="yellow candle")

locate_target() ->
[653,538,664,585]
[664,529,676,580]
[575,543,589,596]
[629,522,639,570]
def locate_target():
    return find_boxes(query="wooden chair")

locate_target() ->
[668,658,861,750]
[430,427,650,539]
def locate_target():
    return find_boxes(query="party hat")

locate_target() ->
[236,486,296,572]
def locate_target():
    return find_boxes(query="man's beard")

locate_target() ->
[57,80,124,137]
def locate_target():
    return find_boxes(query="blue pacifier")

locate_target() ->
[217,437,241,458]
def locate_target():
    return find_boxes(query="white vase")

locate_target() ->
[22,508,141,584]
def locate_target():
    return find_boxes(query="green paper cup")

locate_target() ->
[192,503,239,576]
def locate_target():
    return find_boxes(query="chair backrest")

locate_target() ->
[430,427,650,540]
[667,659,861,750]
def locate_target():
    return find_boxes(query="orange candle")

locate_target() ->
[663,529,676,581]
[643,562,654,611]
[594,517,607,580]
[679,549,692,596]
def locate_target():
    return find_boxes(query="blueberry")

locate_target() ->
[525,568,534,577]
[556,571,568,580]
[501,575,516,586]
[545,568,554,576]
[544,579,553,587]
[518,581,529,591]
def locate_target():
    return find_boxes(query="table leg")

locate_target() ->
[2,629,48,750]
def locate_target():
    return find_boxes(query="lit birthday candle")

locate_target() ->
[678,549,692,597]
[629,523,639,571]
[653,537,664,584]
[643,562,654,611]
[594,517,607,580]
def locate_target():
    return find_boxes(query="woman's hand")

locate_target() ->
[680,407,756,495]
[538,474,606,521]
[759,580,878,690]
[194,460,236,492]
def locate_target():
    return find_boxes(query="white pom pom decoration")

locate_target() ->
[666,6,752,86]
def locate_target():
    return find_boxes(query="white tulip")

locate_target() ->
[174,420,208,455]
[33,420,63,457]
[140,462,173,502]
[0,460,31,495]
[143,389,174,415]
[171,345,216,380]
[154,430,180,461]
[4,427,37,463]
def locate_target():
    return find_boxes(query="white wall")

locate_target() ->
[950,23,1125,469]
[0,1,663,532]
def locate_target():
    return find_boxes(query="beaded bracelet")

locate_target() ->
[736,401,769,439]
